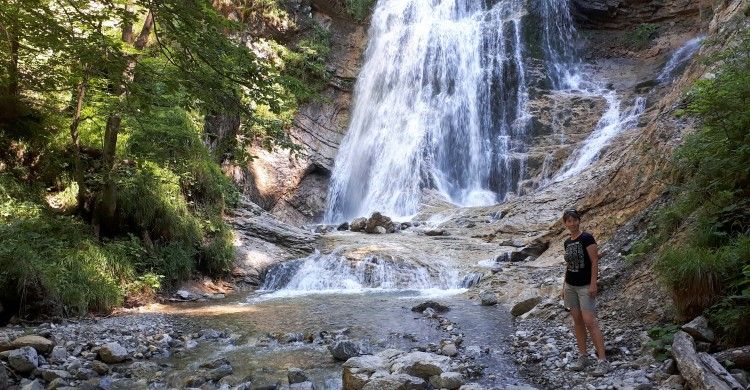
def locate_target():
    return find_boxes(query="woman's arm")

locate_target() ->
[587,244,599,297]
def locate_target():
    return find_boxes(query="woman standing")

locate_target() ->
[560,209,609,376]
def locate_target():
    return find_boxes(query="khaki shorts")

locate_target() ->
[564,283,596,312]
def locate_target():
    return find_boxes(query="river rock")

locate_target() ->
[411,301,450,313]
[511,296,541,317]
[98,342,128,363]
[20,379,45,390]
[440,343,458,357]
[91,360,110,375]
[423,229,448,236]
[430,372,464,389]
[337,222,350,231]
[208,364,234,381]
[49,345,69,363]
[41,369,71,381]
[350,217,367,232]
[479,290,498,306]
[362,373,426,390]
[288,367,309,384]
[365,212,395,234]
[11,335,54,354]
[390,351,451,379]
[290,381,316,390]
[330,340,365,361]
[8,346,39,373]
[0,364,7,389]
[681,316,715,343]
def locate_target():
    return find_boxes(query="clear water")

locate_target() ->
[657,36,705,83]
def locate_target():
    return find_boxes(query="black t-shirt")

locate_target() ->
[564,232,597,286]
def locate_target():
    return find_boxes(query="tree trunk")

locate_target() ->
[122,0,134,44]
[69,73,88,212]
[713,346,750,371]
[671,331,743,390]
[93,11,155,237]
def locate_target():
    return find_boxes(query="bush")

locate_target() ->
[345,0,376,22]
[646,324,680,361]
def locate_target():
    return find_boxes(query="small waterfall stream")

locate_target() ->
[657,36,705,83]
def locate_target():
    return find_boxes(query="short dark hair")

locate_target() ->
[562,209,580,221]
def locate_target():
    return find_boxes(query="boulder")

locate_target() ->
[362,373,426,390]
[439,343,458,357]
[350,217,367,232]
[390,351,450,380]
[290,381,316,390]
[207,364,234,381]
[97,342,128,363]
[330,340,366,361]
[430,372,464,389]
[8,346,38,373]
[479,291,498,306]
[511,296,541,317]
[423,229,447,236]
[682,316,715,343]
[411,301,450,313]
[288,367,309,384]
[714,346,750,370]
[11,335,54,354]
[365,212,395,234]
[337,222,350,231]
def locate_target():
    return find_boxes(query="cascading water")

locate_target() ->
[257,251,466,298]
[324,0,533,222]
[324,0,646,222]
[657,36,705,83]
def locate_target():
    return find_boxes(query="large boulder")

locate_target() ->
[365,212,395,234]
[390,351,451,380]
[8,346,39,373]
[10,335,54,354]
[350,217,367,232]
[681,316,715,343]
[98,342,128,364]
[671,331,743,390]
[430,372,464,389]
[362,373,426,390]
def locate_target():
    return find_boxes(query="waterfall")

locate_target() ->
[324,0,645,222]
[257,251,465,298]
[324,0,532,222]
[657,36,705,83]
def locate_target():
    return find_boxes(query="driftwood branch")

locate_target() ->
[672,331,743,390]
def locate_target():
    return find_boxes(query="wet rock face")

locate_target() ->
[570,0,702,29]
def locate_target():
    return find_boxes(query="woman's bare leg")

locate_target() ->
[582,310,606,360]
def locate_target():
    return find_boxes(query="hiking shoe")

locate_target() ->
[591,359,610,377]
[569,355,591,372]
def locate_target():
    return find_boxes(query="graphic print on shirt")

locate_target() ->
[564,241,586,272]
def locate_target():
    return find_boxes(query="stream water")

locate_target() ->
[160,289,523,388]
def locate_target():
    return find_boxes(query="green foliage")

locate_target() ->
[646,324,680,361]
[651,32,750,344]
[626,23,658,49]
[346,0,376,22]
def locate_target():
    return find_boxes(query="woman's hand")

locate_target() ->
[588,283,598,297]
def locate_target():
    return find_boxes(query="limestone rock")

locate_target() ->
[479,290,498,306]
[8,346,39,373]
[362,373,426,390]
[20,379,45,390]
[681,316,715,343]
[350,217,367,232]
[365,212,395,234]
[11,335,54,354]
[390,351,450,380]
[98,342,128,364]
[430,372,464,389]
[511,296,541,317]
[48,346,69,364]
